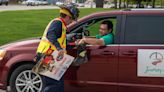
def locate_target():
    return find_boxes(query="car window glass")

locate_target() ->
[124,16,164,44]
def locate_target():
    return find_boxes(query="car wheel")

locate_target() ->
[9,64,43,92]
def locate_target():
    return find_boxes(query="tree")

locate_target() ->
[114,0,117,9]
[77,0,86,3]
[161,0,164,8]
[95,0,104,8]
[152,0,155,8]
[136,0,142,8]
[123,0,126,8]
[119,0,122,9]
[126,0,130,8]
[135,0,154,8]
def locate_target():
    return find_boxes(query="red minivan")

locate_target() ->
[1,9,164,92]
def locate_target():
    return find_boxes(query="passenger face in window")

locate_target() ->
[99,24,112,36]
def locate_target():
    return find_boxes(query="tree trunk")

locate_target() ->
[114,0,117,9]
[126,0,129,8]
[123,0,126,8]
[119,0,121,9]
[136,0,142,8]
[146,0,149,7]
[152,0,155,8]
[162,0,164,8]
[161,0,162,8]
[95,0,104,8]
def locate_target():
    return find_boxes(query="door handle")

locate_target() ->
[122,51,136,55]
[101,51,115,55]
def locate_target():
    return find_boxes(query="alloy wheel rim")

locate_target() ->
[15,70,42,92]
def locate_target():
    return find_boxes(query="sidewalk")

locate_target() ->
[0,5,59,12]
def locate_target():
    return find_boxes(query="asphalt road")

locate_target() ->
[0,4,59,12]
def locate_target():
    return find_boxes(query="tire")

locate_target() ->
[9,64,43,92]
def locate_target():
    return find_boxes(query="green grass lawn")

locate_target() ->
[0,8,114,46]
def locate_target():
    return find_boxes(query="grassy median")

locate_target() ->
[0,8,114,46]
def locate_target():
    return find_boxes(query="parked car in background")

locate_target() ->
[22,0,48,6]
[38,0,48,5]
[84,1,96,8]
[22,0,37,6]
[55,1,64,6]
[69,2,78,7]
[77,3,85,7]
[0,0,9,6]
[0,9,164,92]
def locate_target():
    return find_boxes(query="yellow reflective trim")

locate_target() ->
[37,18,67,54]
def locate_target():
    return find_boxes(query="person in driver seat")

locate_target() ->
[77,20,114,45]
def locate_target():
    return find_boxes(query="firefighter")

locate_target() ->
[36,4,79,92]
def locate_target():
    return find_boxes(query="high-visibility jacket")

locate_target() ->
[37,18,67,54]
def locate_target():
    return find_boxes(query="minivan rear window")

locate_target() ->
[124,15,164,44]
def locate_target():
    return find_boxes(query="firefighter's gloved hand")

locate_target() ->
[57,49,65,60]
[58,49,65,55]
[56,50,65,61]
[33,53,44,63]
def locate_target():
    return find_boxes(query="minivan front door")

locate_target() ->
[84,45,119,92]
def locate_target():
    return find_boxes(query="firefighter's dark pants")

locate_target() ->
[41,76,64,92]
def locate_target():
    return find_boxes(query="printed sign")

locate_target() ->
[138,49,164,77]
[33,51,74,80]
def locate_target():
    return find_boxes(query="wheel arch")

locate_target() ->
[7,61,35,86]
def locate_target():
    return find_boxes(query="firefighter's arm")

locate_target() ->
[46,20,63,51]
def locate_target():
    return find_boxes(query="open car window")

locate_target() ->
[67,16,118,45]
[87,18,117,36]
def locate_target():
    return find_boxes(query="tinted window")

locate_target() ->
[124,16,164,44]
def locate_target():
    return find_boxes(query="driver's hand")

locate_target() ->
[75,39,81,45]
[76,38,85,45]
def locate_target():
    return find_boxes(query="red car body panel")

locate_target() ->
[119,45,164,92]
[0,39,40,89]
